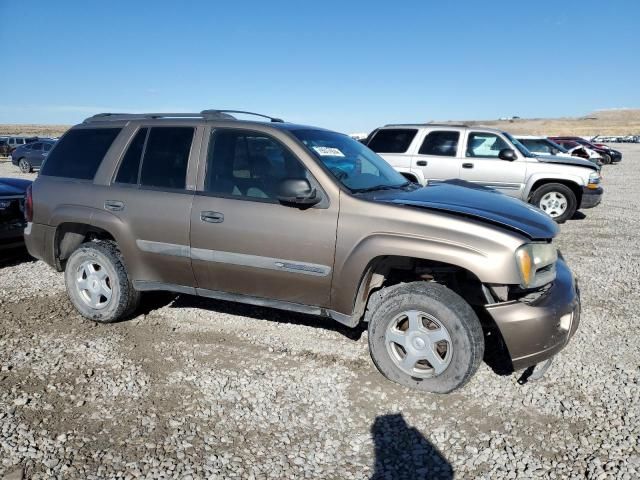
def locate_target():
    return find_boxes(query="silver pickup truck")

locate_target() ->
[366,124,603,223]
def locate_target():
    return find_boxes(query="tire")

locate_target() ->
[18,158,32,173]
[366,282,484,394]
[530,183,577,224]
[600,153,611,165]
[64,240,140,323]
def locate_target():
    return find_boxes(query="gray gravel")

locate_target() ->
[1,147,639,479]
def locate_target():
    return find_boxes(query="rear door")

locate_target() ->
[366,128,417,174]
[459,131,526,198]
[412,129,462,182]
[28,142,44,166]
[106,125,200,288]
[189,127,338,307]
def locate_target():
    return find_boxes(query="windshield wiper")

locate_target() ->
[351,182,410,193]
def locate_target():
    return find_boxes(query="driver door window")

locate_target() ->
[466,133,510,158]
[205,130,308,201]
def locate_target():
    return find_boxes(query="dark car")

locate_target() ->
[549,136,622,164]
[11,139,56,173]
[0,177,31,250]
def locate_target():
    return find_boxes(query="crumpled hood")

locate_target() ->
[368,180,559,240]
[0,177,31,197]
[536,154,599,170]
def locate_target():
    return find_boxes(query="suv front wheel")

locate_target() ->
[64,240,140,323]
[367,282,484,393]
[530,183,577,223]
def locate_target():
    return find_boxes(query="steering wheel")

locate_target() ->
[329,167,348,180]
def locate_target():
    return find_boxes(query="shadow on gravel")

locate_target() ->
[155,294,367,341]
[571,211,586,221]
[0,246,35,268]
[371,413,453,480]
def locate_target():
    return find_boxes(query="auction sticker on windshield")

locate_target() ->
[312,146,345,157]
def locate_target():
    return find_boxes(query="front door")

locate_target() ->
[459,131,526,198]
[190,128,338,307]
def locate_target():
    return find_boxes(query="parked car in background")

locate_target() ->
[366,124,603,223]
[548,139,604,166]
[10,139,56,173]
[24,109,581,393]
[0,139,11,156]
[515,136,603,168]
[3,136,37,153]
[549,136,622,164]
[0,177,31,250]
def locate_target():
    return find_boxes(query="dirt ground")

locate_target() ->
[0,147,639,479]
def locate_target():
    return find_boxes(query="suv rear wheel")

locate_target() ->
[367,282,484,393]
[64,240,140,323]
[530,183,577,223]
[18,158,32,173]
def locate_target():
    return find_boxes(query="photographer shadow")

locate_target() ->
[371,413,453,479]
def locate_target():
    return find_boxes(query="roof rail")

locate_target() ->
[383,122,469,128]
[83,110,284,123]
[200,110,284,123]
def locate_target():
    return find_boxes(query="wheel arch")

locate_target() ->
[525,176,583,205]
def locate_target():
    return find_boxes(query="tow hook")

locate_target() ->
[517,357,554,384]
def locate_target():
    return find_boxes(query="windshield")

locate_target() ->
[545,139,569,153]
[503,132,536,158]
[292,129,409,192]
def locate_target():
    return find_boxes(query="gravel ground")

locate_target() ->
[1,147,639,479]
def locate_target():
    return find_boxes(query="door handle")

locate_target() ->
[104,200,125,212]
[201,211,224,223]
[462,163,474,169]
[416,160,428,166]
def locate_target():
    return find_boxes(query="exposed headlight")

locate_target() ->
[587,171,601,189]
[515,243,558,288]
[0,200,11,210]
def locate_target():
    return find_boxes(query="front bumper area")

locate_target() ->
[580,186,603,209]
[485,258,580,371]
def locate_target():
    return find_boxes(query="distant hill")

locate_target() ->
[1,109,639,138]
[0,124,69,137]
[439,109,640,136]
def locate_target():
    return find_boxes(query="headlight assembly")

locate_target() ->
[515,243,558,289]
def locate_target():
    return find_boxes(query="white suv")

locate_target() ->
[366,124,603,223]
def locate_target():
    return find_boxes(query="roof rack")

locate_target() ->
[83,110,284,124]
[383,122,469,128]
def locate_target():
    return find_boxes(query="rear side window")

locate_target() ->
[367,129,417,153]
[139,127,194,190]
[115,128,147,184]
[418,131,459,156]
[40,128,121,180]
[44,143,52,152]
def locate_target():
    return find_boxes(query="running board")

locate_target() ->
[132,281,360,328]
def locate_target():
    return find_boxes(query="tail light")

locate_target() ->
[25,184,33,222]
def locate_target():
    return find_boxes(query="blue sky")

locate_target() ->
[0,0,638,133]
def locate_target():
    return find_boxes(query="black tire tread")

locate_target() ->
[366,281,484,393]
[65,240,140,323]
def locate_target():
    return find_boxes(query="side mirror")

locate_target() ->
[498,148,517,161]
[277,178,321,207]
[550,147,559,155]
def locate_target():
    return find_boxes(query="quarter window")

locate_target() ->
[367,129,417,153]
[205,129,308,201]
[40,128,121,180]
[418,131,460,156]
[139,127,194,190]
[466,132,510,158]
